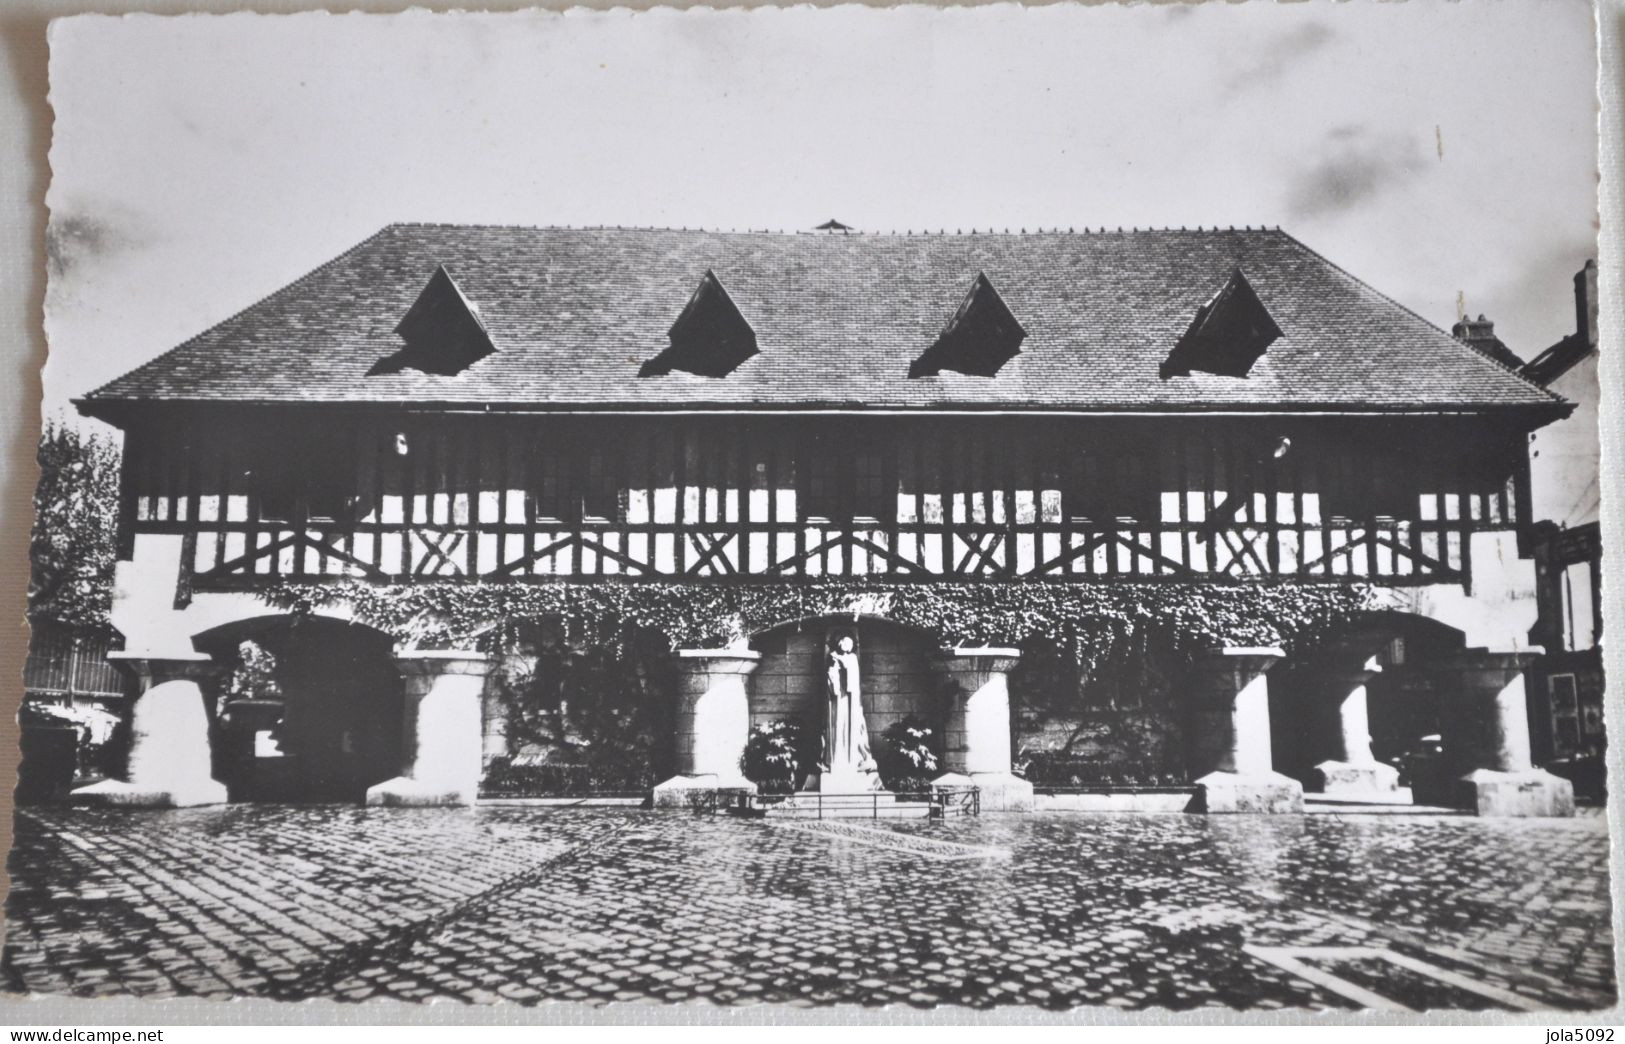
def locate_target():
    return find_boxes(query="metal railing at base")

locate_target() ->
[689,785,980,819]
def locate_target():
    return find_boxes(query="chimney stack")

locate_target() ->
[1574,258,1598,351]
[1451,313,1498,344]
[1451,312,1525,370]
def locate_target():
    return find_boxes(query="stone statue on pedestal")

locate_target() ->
[817,631,882,792]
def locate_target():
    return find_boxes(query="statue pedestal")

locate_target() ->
[813,766,883,793]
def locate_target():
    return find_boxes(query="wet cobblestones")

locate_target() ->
[3,806,1614,1011]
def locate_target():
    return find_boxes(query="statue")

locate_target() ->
[818,630,883,792]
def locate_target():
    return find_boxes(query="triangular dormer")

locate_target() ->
[367,265,497,377]
[639,270,758,378]
[1160,268,1282,379]
[908,272,1027,378]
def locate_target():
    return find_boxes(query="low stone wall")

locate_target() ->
[1032,789,1197,813]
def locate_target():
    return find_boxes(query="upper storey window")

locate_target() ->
[1061,451,1160,524]
[252,434,365,524]
[530,449,621,524]
[368,265,497,377]
[639,270,758,378]
[908,272,1027,378]
[802,442,892,522]
[1160,268,1282,379]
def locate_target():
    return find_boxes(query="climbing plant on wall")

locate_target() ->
[482,623,674,794]
[266,579,1372,675]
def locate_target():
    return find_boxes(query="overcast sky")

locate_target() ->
[43,1,1598,426]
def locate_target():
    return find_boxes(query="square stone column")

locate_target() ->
[71,654,228,808]
[367,651,492,807]
[1440,649,1574,817]
[1308,652,1400,797]
[931,647,1033,812]
[1187,647,1302,813]
[652,649,761,808]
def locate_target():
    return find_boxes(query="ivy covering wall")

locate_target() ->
[267,579,1372,674]
[264,579,1374,793]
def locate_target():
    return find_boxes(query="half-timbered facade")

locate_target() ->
[115,411,1527,588]
[72,224,1578,816]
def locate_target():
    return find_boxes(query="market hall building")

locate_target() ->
[71,223,1579,817]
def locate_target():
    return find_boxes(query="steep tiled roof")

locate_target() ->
[80,224,1567,418]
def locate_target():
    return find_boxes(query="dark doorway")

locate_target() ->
[1268,613,1466,800]
[196,617,404,803]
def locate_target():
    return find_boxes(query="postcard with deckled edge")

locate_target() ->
[8,0,1613,1020]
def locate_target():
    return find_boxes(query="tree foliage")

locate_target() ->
[30,422,120,633]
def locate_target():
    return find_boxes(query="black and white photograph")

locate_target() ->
[2,0,1616,1021]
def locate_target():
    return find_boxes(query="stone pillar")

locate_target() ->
[1440,649,1573,817]
[1187,647,1302,813]
[931,648,1033,812]
[367,651,491,807]
[71,653,228,808]
[1308,653,1400,797]
[481,665,514,765]
[652,649,760,808]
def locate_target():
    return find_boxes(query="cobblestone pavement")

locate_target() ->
[3,806,1614,1012]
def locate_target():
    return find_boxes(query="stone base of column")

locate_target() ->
[651,773,756,810]
[1458,768,1575,818]
[69,777,228,809]
[1310,760,1400,798]
[365,776,473,807]
[932,771,1034,812]
[71,676,226,809]
[1194,770,1303,814]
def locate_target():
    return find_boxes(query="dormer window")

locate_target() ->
[908,272,1027,378]
[368,265,497,377]
[638,270,758,378]
[1160,268,1282,379]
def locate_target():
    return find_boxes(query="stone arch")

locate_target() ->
[746,614,944,744]
[192,614,405,803]
[1268,609,1469,800]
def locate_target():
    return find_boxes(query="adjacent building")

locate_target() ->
[1519,261,1606,801]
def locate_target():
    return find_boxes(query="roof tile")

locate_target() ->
[81,224,1564,415]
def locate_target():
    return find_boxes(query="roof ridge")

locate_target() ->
[80,225,400,402]
[380,221,1283,238]
[1270,228,1568,407]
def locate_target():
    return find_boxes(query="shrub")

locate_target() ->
[876,716,940,793]
[19,699,121,779]
[481,755,655,796]
[741,719,809,795]
[1017,750,1187,788]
